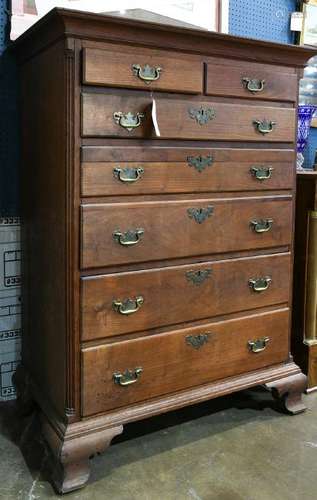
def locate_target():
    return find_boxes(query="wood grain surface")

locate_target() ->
[81,253,291,340]
[206,60,297,102]
[81,147,294,196]
[81,196,293,268]
[81,308,290,415]
[81,93,296,141]
[83,47,203,94]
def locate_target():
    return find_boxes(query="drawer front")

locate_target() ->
[81,197,293,269]
[81,93,295,142]
[83,47,203,94]
[81,147,295,197]
[81,308,290,416]
[81,253,291,340]
[206,60,297,102]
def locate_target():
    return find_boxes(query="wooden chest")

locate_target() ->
[13,8,314,493]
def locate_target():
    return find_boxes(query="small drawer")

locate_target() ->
[81,93,295,142]
[81,253,291,341]
[81,308,290,416]
[206,59,297,102]
[81,196,293,269]
[83,47,203,94]
[81,147,294,197]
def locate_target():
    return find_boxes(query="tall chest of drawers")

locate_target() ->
[14,9,315,493]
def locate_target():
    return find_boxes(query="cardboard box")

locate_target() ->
[0,218,21,401]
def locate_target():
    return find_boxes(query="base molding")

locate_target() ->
[71,360,306,432]
[20,361,307,493]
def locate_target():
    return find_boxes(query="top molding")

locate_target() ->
[11,7,317,67]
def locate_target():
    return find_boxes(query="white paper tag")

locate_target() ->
[291,12,303,32]
[152,98,161,137]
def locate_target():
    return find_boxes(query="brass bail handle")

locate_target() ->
[250,219,273,233]
[113,367,143,386]
[249,277,272,293]
[248,337,270,353]
[113,166,145,183]
[250,166,274,181]
[113,111,145,132]
[113,296,144,315]
[242,77,266,93]
[253,119,276,135]
[132,63,162,83]
[113,229,144,246]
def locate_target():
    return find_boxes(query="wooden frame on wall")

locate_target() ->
[300,0,317,46]
[10,0,229,40]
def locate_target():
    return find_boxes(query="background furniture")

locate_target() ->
[293,170,317,391]
[13,7,314,494]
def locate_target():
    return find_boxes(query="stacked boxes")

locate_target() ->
[0,216,21,400]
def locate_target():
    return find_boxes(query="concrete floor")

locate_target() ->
[1,389,317,500]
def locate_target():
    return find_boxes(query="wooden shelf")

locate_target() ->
[297,170,317,178]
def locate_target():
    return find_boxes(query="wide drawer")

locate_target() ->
[206,59,297,102]
[81,196,293,269]
[81,93,295,142]
[81,253,291,340]
[81,308,290,416]
[81,147,295,197]
[83,47,203,94]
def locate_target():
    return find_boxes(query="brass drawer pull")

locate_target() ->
[113,111,145,132]
[113,296,144,315]
[186,333,210,349]
[113,166,144,183]
[253,119,276,135]
[248,337,270,353]
[250,219,273,233]
[249,277,272,293]
[187,205,214,224]
[250,166,274,181]
[113,229,144,246]
[242,77,266,93]
[187,155,214,173]
[113,367,143,386]
[188,107,216,125]
[132,63,162,82]
[186,269,212,285]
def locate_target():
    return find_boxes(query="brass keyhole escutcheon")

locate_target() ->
[186,269,212,285]
[187,206,214,224]
[187,155,214,173]
[188,107,216,125]
[186,333,210,349]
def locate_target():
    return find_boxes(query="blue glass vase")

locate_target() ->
[297,104,316,169]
